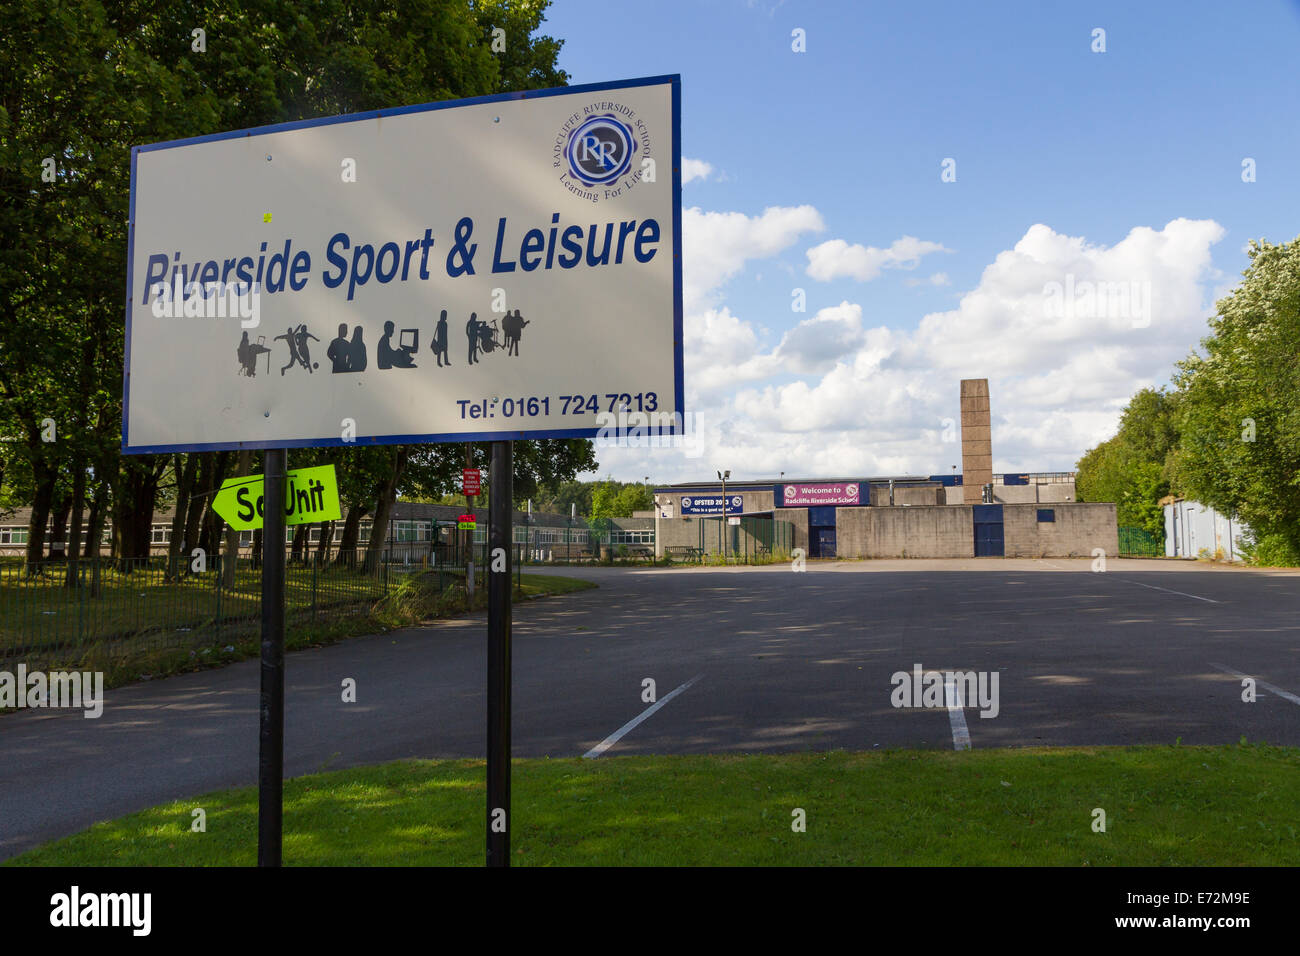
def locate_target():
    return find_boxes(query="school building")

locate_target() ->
[649,473,1114,560]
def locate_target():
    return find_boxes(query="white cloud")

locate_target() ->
[682,158,714,184]
[905,272,951,288]
[597,218,1226,484]
[683,204,825,312]
[806,236,949,282]
[774,302,867,374]
[912,218,1225,378]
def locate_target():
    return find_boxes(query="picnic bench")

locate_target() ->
[665,545,705,563]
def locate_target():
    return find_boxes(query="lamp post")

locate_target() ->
[717,469,730,562]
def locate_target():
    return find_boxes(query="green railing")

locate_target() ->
[698,516,793,562]
[1118,526,1164,557]
[0,545,469,669]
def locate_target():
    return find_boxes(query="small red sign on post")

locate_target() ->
[458,514,477,530]
[462,468,481,496]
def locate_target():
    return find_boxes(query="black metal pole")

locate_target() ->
[258,447,287,867]
[487,440,513,867]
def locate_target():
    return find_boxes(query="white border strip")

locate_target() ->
[944,676,972,751]
[1211,663,1300,706]
[582,674,704,759]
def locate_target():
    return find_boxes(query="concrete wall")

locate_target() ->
[654,490,775,556]
[868,484,945,506]
[992,483,1076,504]
[1002,502,1117,557]
[1034,483,1076,503]
[654,498,1112,559]
[837,506,975,558]
[945,482,1075,505]
[655,514,704,555]
[774,507,810,556]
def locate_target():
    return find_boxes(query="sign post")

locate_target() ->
[257,448,286,867]
[486,441,512,866]
[124,74,681,868]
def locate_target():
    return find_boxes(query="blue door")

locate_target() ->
[973,504,1004,557]
[808,506,837,558]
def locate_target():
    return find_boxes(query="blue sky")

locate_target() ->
[543,0,1300,482]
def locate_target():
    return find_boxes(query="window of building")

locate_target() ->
[610,530,655,545]
[1037,509,1055,523]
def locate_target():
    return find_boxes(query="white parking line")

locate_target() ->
[582,674,704,759]
[944,676,972,751]
[1124,579,1220,604]
[1210,664,1300,707]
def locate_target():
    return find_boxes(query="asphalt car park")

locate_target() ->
[2,558,1297,859]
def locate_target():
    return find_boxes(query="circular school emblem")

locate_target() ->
[553,103,650,201]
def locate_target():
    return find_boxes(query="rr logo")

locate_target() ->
[579,134,617,170]
[566,114,634,186]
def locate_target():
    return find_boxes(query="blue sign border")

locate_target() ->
[123,74,683,454]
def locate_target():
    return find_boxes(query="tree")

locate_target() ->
[1076,387,1180,536]
[590,479,651,519]
[1,0,570,572]
[1170,236,1300,556]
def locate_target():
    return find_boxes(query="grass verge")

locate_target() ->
[8,743,1298,866]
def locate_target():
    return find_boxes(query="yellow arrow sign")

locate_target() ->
[211,464,342,531]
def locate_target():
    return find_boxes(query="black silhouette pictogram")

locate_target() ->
[275,324,319,375]
[237,331,273,377]
[378,320,418,369]
[502,309,530,357]
[432,310,451,367]
[328,324,368,373]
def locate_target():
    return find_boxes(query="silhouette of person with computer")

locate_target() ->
[378,320,417,369]
[238,331,271,377]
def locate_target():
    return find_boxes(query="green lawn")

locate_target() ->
[9,744,1298,866]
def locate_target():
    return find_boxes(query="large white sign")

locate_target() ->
[123,76,682,453]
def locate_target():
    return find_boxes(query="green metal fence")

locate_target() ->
[697,515,793,562]
[1118,526,1164,557]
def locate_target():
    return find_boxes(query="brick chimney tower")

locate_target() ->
[960,379,992,504]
